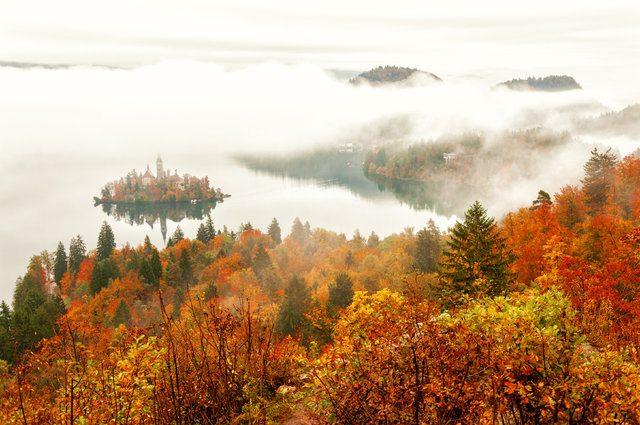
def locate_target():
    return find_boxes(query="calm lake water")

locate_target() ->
[0,152,454,303]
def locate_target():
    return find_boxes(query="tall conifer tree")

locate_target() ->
[53,242,67,285]
[97,221,116,261]
[414,220,441,273]
[68,235,86,277]
[582,148,617,214]
[277,275,311,336]
[267,218,282,244]
[440,202,514,304]
[328,272,354,312]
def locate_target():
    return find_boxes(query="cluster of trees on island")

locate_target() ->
[349,65,442,86]
[96,169,227,205]
[3,149,640,422]
[496,75,582,91]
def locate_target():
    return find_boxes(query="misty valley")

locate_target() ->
[237,102,640,217]
[3,55,640,424]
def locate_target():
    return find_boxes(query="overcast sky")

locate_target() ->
[1,0,639,77]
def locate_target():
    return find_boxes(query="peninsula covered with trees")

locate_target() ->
[3,149,640,422]
[363,129,574,182]
[361,128,581,212]
[94,155,229,205]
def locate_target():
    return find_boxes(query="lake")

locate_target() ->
[2,61,636,304]
[0,152,455,302]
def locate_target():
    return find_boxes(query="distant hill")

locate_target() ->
[497,75,581,92]
[350,66,442,86]
[575,104,640,138]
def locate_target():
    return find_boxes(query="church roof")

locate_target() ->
[143,165,154,178]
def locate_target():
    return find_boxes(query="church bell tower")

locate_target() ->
[156,154,164,179]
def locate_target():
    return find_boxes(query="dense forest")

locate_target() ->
[2,149,640,422]
[497,75,582,92]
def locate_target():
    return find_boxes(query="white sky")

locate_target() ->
[1,0,639,78]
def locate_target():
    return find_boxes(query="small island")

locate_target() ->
[94,155,229,205]
[496,75,581,92]
[349,65,442,86]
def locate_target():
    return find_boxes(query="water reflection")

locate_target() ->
[236,151,391,201]
[99,201,218,242]
[365,174,472,216]
[237,150,470,216]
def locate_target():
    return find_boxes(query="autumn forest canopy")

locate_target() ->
[3,148,640,423]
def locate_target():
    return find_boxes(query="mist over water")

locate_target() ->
[0,60,638,302]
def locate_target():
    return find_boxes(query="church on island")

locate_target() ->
[96,154,228,205]
[141,154,188,188]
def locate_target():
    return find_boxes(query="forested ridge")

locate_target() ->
[3,149,640,423]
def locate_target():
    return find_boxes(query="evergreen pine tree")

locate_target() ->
[582,148,617,214]
[150,249,162,287]
[196,223,208,243]
[267,218,282,244]
[290,218,307,244]
[277,275,311,337]
[53,241,67,285]
[143,235,153,255]
[168,226,184,247]
[178,249,194,288]
[414,220,441,273]
[367,231,380,248]
[97,221,116,261]
[68,235,86,277]
[328,272,354,312]
[172,287,185,318]
[439,201,514,305]
[140,246,162,289]
[352,230,365,248]
[239,222,253,233]
[11,258,65,358]
[304,221,312,237]
[140,258,153,287]
[90,258,118,295]
[112,300,132,327]
[205,215,215,241]
[531,190,552,210]
[0,301,12,362]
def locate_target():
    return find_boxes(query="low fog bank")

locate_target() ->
[1,60,638,218]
